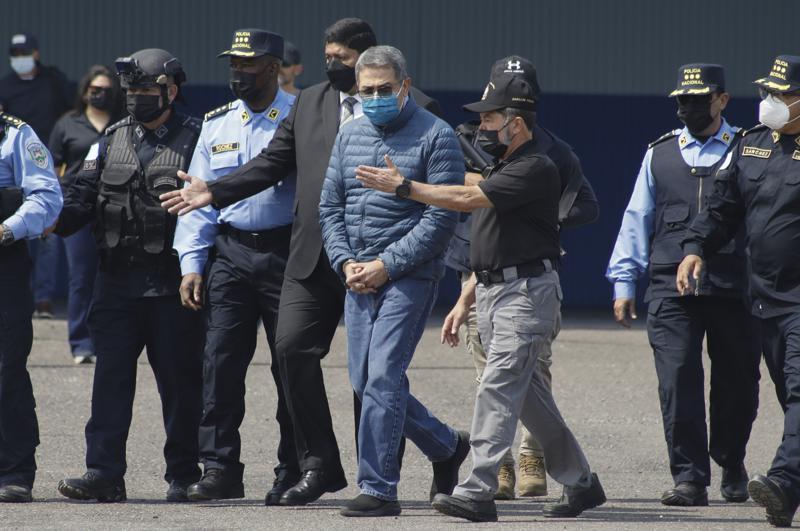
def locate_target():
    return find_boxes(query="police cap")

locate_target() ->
[668,63,725,97]
[218,29,284,60]
[464,73,537,113]
[754,55,800,94]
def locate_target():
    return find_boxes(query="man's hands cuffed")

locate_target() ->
[160,171,213,216]
[179,273,204,311]
[345,259,389,294]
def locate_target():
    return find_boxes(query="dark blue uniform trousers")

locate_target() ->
[0,243,37,488]
[85,271,204,483]
[762,311,800,503]
[646,295,761,486]
[198,232,297,480]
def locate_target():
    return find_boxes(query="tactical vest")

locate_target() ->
[96,120,197,259]
[646,133,745,301]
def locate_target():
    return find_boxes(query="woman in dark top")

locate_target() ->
[48,65,123,364]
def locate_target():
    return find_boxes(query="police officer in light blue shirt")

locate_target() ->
[0,112,61,502]
[173,29,299,505]
[607,64,760,507]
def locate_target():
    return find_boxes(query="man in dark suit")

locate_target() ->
[161,17,441,506]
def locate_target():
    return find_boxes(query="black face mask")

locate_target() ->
[476,123,511,159]
[88,89,113,111]
[230,68,264,102]
[326,59,356,93]
[677,100,715,136]
[126,93,168,123]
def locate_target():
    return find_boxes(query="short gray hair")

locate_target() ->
[355,45,408,83]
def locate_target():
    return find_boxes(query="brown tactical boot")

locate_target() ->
[495,462,516,500]
[518,454,547,497]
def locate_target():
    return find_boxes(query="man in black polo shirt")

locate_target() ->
[355,73,605,522]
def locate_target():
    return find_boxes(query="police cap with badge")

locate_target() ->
[218,28,284,59]
[754,55,800,95]
[668,63,725,97]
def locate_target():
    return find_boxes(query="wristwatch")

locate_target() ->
[395,178,412,199]
[0,224,14,246]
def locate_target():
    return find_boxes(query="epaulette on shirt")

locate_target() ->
[181,115,203,133]
[648,129,680,149]
[0,112,25,129]
[743,124,769,137]
[105,116,132,135]
[204,102,235,122]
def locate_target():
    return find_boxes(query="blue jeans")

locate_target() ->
[29,234,61,304]
[63,225,97,356]
[345,277,457,501]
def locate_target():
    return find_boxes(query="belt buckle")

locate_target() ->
[476,270,490,285]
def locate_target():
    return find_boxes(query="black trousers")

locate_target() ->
[85,271,204,483]
[199,233,297,479]
[646,295,761,486]
[761,311,800,502]
[0,243,37,488]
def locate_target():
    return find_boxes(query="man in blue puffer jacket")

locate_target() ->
[319,45,470,518]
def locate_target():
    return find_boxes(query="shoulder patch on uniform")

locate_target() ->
[648,129,679,149]
[742,146,772,159]
[266,107,280,122]
[105,116,132,136]
[26,142,49,169]
[743,124,768,137]
[204,102,235,122]
[181,115,203,133]
[0,112,25,129]
[792,150,800,161]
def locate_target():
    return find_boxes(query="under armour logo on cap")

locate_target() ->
[11,35,26,45]
[506,60,522,72]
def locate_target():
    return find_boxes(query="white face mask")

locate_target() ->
[759,94,800,130]
[10,55,35,76]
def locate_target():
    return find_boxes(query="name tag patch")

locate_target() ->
[153,176,179,189]
[742,146,772,159]
[212,142,239,154]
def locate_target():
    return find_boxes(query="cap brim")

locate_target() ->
[217,49,258,58]
[463,100,505,113]
[753,78,799,93]
[668,85,719,97]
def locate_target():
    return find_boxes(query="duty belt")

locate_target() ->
[220,224,292,253]
[475,259,556,286]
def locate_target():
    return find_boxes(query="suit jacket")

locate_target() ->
[208,81,441,280]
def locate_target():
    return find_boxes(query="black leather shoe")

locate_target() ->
[0,484,32,503]
[340,494,401,517]
[748,474,799,528]
[660,481,708,507]
[186,469,244,501]
[721,464,749,503]
[265,468,300,506]
[543,473,607,518]
[279,469,347,506]
[58,472,126,502]
[432,493,498,522]
[166,478,197,502]
[429,430,470,502]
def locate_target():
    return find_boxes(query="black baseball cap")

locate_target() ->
[9,33,38,54]
[754,55,800,94]
[218,29,284,59]
[490,55,541,99]
[669,63,725,97]
[464,73,537,113]
[282,41,301,66]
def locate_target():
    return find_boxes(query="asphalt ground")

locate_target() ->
[3,308,784,530]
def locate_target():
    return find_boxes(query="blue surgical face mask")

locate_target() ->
[362,89,403,126]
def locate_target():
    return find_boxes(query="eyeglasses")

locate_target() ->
[759,88,800,101]
[358,83,399,99]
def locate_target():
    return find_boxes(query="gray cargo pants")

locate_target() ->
[453,271,592,500]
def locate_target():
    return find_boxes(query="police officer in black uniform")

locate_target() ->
[679,55,800,528]
[610,64,761,506]
[53,48,204,503]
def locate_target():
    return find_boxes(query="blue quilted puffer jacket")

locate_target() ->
[319,98,463,281]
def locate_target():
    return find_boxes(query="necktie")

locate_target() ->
[341,96,357,126]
